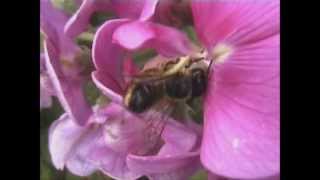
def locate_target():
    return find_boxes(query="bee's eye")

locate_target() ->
[191,69,207,97]
[165,74,191,99]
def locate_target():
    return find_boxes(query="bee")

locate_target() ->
[121,52,212,155]
[124,54,211,113]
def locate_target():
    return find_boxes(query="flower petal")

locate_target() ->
[113,21,155,50]
[91,71,123,104]
[48,113,88,170]
[191,0,279,48]
[148,159,200,180]
[84,105,143,179]
[92,19,130,88]
[127,152,199,175]
[40,0,67,42]
[112,0,146,19]
[41,0,79,59]
[88,146,141,179]
[44,41,92,126]
[101,103,148,154]
[159,120,199,155]
[113,21,192,57]
[64,0,113,39]
[126,119,201,177]
[202,35,279,178]
[139,0,159,21]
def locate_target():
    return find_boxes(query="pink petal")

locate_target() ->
[84,104,143,179]
[101,103,153,155]
[48,113,88,170]
[91,71,123,104]
[44,41,92,126]
[92,19,130,88]
[113,21,192,57]
[202,35,279,178]
[113,21,155,50]
[41,0,79,58]
[126,119,201,178]
[123,57,139,78]
[89,147,141,179]
[191,0,279,48]
[40,0,67,42]
[112,0,146,19]
[148,159,200,180]
[139,0,159,21]
[63,122,102,176]
[127,152,199,175]
[64,0,113,39]
[159,120,199,155]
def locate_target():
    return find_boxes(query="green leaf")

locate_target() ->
[190,170,208,180]
[83,81,101,106]
[183,26,200,45]
[132,49,157,68]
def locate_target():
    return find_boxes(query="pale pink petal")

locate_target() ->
[126,119,201,179]
[92,19,130,88]
[44,41,92,126]
[84,104,143,179]
[113,21,192,57]
[101,103,148,154]
[127,152,199,175]
[89,147,141,179]
[148,159,200,180]
[48,113,88,170]
[41,0,79,59]
[113,21,155,50]
[64,122,100,176]
[159,120,199,155]
[191,0,279,48]
[64,0,113,39]
[40,0,67,42]
[202,35,279,178]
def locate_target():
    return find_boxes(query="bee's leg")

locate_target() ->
[186,98,196,115]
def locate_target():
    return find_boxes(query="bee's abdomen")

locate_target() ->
[165,74,191,99]
[191,68,207,97]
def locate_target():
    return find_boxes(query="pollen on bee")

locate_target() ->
[211,43,233,64]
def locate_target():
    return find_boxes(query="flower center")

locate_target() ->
[210,43,233,64]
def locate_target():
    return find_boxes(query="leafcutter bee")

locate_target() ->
[120,52,213,155]
[124,54,212,113]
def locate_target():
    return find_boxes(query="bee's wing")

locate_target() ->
[135,99,176,155]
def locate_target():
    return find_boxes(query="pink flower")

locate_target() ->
[88,18,203,180]
[49,102,201,179]
[94,0,279,179]
[41,0,92,125]
[64,0,159,39]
